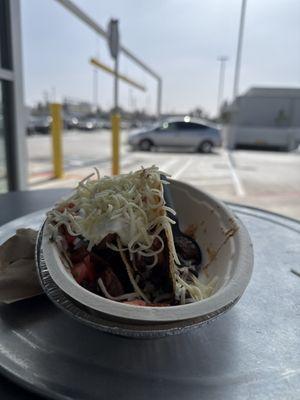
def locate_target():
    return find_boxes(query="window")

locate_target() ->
[173,122,188,130]
[160,121,208,131]
[0,0,12,192]
[160,122,179,131]
[0,0,26,191]
[0,81,7,192]
[185,122,207,130]
[0,0,12,69]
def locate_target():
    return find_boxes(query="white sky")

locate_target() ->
[21,0,300,116]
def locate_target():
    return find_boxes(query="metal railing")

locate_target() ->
[90,57,146,92]
[54,0,162,118]
[51,0,163,176]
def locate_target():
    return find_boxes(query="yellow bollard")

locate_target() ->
[111,113,120,175]
[50,103,63,179]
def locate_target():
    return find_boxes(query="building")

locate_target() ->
[233,87,300,127]
[225,87,300,150]
[62,98,94,116]
[0,0,26,192]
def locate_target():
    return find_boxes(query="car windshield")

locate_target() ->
[11,1,299,226]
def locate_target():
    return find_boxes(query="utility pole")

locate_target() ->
[217,56,228,116]
[233,0,247,100]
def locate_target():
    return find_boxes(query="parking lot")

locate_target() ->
[27,129,300,220]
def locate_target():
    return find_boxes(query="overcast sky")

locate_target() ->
[21,0,300,115]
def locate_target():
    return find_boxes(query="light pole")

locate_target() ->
[217,56,228,117]
[233,0,247,100]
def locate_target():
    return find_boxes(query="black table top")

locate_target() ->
[0,190,68,400]
[0,190,68,225]
[0,190,299,400]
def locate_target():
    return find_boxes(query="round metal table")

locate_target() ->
[0,190,299,400]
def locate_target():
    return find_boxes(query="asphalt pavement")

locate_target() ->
[27,129,300,220]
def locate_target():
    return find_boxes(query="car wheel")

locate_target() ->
[138,139,153,151]
[199,141,213,153]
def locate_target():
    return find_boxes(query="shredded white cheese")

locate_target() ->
[47,165,218,305]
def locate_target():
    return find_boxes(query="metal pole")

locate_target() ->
[7,0,27,190]
[90,58,146,92]
[50,103,64,178]
[54,0,162,117]
[114,55,119,110]
[217,56,228,116]
[111,49,120,175]
[54,0,161,80]
[233,0,247,100]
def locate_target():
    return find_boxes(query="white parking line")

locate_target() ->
[159,158,180,174]
[172,158,194,179]
[193,178,233,185]
[225,151,245,196]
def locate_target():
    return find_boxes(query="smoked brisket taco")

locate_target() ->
[46,166,217,306]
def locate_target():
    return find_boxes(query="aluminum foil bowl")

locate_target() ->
[36,180,253,338]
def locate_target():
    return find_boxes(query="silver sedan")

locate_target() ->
[128,118,222,152]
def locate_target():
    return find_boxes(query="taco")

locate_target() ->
[46,166,216,306]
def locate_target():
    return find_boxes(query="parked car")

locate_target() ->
[64,116,79,130]
[128,117,222,152]
[77,117,101,131]
[26,115,52,135]
[120,120,131,130]
[101,119,111,129]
